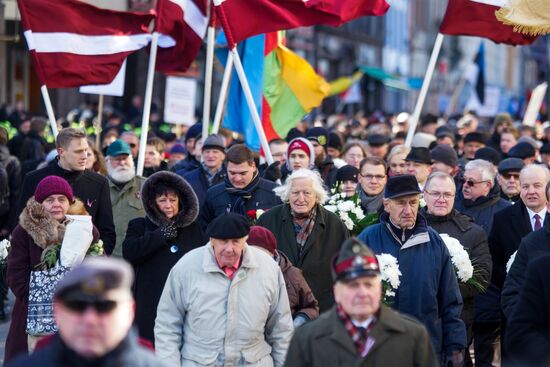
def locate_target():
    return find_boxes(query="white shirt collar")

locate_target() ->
[352,316,375,329]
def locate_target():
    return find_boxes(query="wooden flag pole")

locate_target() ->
[136,31,159,176]
[95,94,104,150]
[405,33,444,147]
[212,52,233,134]
[202,25,216,139]
[40,85,58,137]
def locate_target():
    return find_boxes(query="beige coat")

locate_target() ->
[154,244,294,367]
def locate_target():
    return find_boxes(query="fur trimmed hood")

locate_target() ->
[141,171,199,228]
[19,197,88,249]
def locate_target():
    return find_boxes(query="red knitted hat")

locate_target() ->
[248,226,277,255]
[287,138,311,158]
[34,175,74,203]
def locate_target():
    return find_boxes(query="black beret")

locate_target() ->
[367,134,390,146]
[508,142,536,159]
[336,165,359,183]
[405,147,432,165]
[332,238,380,282]
[435,126,455,141]
[327,132,343,151]
[384,174,421,199]
[206,212,250,239]
[474,147,501,166]
[463,132,487,144]
[306,127,329,146]
[498,158,525,174]
[54,257,134,302]
[431,145,458,167]
[185,123,203,142]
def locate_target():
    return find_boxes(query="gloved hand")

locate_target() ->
[262,161,281,182]
[445,350,464,367]
[160,221,178,240]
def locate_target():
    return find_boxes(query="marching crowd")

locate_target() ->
[0,107,550,366]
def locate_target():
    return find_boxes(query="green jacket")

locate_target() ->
[256,204,349,312]
[109,175,146,257]
[284,306,438,367]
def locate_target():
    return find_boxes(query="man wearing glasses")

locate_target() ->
[422,172,492,367]
[7,257,169,367]
[357,157,387,215]
[496,158,524,204]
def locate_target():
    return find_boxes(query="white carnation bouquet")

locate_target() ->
[0,238,10,267]
[506,251,517,273]
[375,253,401,305]
[325,192,378,235]
[440,234,483,290]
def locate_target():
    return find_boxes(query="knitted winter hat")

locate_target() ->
[34,175,74,203]
[248,225,277,255]
[286,137,315,171]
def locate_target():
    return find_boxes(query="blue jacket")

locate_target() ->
[179,165,226,207]
[358,212,466,358]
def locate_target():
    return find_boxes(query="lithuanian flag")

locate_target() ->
[217,32,329,151]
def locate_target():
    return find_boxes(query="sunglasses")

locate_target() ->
[63,299,118,314]
[502,173,520,180]
[464,179,488,187]
[128,143,137,148]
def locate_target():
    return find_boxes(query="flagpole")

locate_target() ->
[212,52,233,134]
[40,85,58,137]
[214,4,274,164]
[95,94,104,150]
[405,33,444,147]
[202,25,215,139]
[136,31,159,176]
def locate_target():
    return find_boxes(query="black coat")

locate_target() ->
[199,176,281,229]
[501,218,550,319]
[423,209,492,335]
[180,165,226,207]
[17,162,116,253]
[505,254,550,367]
[122,171,205,344]
[6,332,170,367]
[454,188,511,235]
[0,145,21,231]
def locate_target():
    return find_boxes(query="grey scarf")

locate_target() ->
[358,188,384,214]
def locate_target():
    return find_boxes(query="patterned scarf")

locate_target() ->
[336,303,376,357]
[224,171,261,215]
[291,205,317,256]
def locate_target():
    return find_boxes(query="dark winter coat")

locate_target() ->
[180,165,226,207]
[199,176,281,229]
[5,198,98,364]
[422,209,492,342]
[358,212,467,358]
[142,159,168,178]
[316,155,337,188]
[17,161,116,253]
[0,145,21,231]
[284,306,438,367]
[6,332,170,367]
[171,154,200,174]
[505,254,550,367]
[256,204,349,312]
[501,218,550,319]
[18,131,46,176]
[122,171,205,344]
[454,187,511,234]
[278,250,319,321]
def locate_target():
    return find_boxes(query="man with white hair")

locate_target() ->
[257,169,349,312]
[105,140,145,256]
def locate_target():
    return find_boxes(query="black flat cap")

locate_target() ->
[431,145,458,167]
[332,238,380,282]
[435,126,455,141]
[306,127,329,146]
[328,132,343,151]
[463,132,487,144]
[54,257,134,302]
[206,212,250,239]
[508,142,536,159]
[384,174,421,199]
[498,158,525,174]
[405,147,432,165]
[367,134,390,146]
[336,165,359,183]
[474,147,501,166]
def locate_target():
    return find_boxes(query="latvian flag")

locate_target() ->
[156,0,209,73]
[17,0,154,88]
[440,0,536,45]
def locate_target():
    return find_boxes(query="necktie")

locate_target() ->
[534,214,542,230]
[223,266,236,279]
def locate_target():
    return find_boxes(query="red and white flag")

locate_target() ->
[18,0,154,88]
[213,0,389,45]
[439,0,536,45]
[155,0,209,73]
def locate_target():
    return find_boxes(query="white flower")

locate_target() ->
[324,205,337,213]
[440,234,474,282]
[506,251,517,273]
[0,239,10,261]
[419,197,427,208]
[376,253,401,299]
[337,200,354,213]
[256,209,265,219]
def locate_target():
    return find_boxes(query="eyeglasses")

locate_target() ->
[501,173,520,180]
[63,299,118,314]
[424,191,455,200]
[360,174,386,181]
[464,179,489,187]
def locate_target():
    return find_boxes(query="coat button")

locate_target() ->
[170,245,178,253]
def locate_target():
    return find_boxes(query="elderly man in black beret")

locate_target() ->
[405,147,432,189]
[7,257,170,367]
[497,158,524,203]
[358,174,467,366]
[155,213,293,367]
[285,238,437,367]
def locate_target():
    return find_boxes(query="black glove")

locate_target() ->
[262,161,281,182]
[445,350,464,367]
[160,221,178,240]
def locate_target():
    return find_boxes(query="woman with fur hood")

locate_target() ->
[122,171,205,345]
[5,175,99,363]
